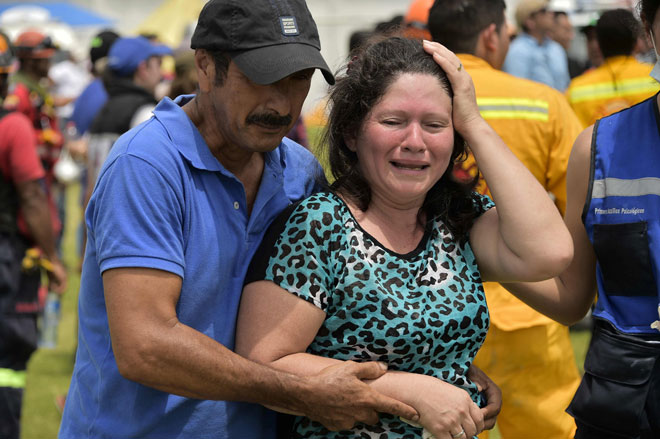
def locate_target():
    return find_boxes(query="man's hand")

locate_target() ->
[299,361,419,431]
[467,364,502,430]
[47,258,67,295]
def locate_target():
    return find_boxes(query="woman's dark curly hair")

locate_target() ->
[323,36,479,240]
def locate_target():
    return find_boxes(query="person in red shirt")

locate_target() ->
[4,30,63,241]
[0,32,66,439]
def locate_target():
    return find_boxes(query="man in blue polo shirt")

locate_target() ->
[58,1,420,438]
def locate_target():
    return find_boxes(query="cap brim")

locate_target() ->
[148,44,173,58]
[231,43,335,85]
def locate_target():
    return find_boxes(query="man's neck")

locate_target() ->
[182,97,266,214]
[526,30,546,45]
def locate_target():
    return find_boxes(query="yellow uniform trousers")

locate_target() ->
[474,322,580,439]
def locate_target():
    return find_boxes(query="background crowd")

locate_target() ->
[0,0,658,438]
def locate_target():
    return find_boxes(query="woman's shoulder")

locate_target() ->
[291,191,347,221]
[471,192,494,214]
[263,191,347,240]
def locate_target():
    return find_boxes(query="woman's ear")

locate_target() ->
[345,135,357,152]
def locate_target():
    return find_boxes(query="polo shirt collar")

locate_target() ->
[152,95,286,179]
[457,53,493,72]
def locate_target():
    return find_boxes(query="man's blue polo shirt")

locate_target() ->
[59,96,324,438]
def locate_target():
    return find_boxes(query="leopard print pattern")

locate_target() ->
[262,192,493,438]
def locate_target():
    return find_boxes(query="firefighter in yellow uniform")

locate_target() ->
[429,1,582,437]
[567,9,659,128]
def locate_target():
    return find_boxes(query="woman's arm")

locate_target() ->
[422,40,573,283]
[500,126,598,325]
[237,281,484,438]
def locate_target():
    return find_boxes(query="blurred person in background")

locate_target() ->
[6,30,63,190]
[566,8,659,128]
[71,29,119,136]
[84,36,171,209]
[636,29,658,64]
[503,0,571,91]
[0,30,66,439]
[581,21,604,70]
[4,30,63,246]
[402,0,433,40]
[502,0,660,436]
[70,30,120,138]
[429,0,583,437]
[49,46,91,130]
[550,11,588,78]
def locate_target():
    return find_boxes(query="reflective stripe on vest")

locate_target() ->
[592,177,660,198]
[477,97,549,121]
[568,77,658,103]
[0,368,26,388]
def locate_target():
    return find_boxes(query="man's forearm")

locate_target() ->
[112,316,312,411]
[17,180,59,260]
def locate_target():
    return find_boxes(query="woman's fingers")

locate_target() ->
[422,39,460,68]
[422,40,481,136]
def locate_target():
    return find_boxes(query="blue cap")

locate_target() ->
[107,36,172,76]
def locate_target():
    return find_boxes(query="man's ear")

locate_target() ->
[482,23,498,52]
[134,59,148,81]
[195,49,214,93]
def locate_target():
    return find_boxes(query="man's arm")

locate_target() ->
[14,180,66,293]
[104,267,418,432]
[466,364,501,430]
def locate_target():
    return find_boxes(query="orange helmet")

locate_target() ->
[404,0,434,40]
[14,30,56,59]
[0,32,15,73]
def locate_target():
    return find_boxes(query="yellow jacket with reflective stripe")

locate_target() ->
[566,56,659,128]
[457,54,583,330]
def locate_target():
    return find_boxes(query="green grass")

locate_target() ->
[19,183,593,439]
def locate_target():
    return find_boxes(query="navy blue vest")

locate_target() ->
[583,94,660,334]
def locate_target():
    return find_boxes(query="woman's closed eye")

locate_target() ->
[381,118,403,126]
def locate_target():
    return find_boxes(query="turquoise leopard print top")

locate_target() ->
[247,191,494,439]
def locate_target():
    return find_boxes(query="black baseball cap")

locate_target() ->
[90,30,119,66]
[190,0,334,85]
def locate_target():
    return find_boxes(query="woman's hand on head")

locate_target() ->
[422,40,483,138]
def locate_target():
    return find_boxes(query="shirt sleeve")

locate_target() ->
[472,192,495,216]
[245,197,336,312]
[4,114,45,184]
[88,153,186,277]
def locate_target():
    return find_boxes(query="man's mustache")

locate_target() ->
[246,112,293,128]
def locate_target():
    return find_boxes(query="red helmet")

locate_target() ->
[403,0,434,40]
[14,30,56,59]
